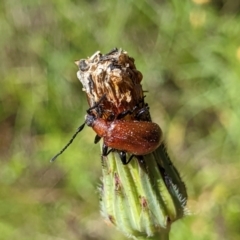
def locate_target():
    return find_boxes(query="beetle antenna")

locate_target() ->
[50,122,86,162]
[50,95,106,163]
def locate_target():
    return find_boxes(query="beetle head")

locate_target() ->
[85,113,96,127]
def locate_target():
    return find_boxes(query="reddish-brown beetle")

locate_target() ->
[51,97,162,164]
[85,114,162,164]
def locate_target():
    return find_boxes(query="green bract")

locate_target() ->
[100,144,188,239]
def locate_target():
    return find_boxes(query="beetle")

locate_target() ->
[50,97,162,164]
[85,114,162,164]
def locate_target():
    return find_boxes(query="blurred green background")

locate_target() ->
[1,0,240,239]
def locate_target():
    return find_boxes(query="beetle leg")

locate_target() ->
[116,110,132,119]
[118,151,127,165]
[101,144,113,168]
[102,143,109,157]
[94,135,101,144]
[135,105,151,121]
[101,144,108,167]
[102,143,113,155]
[116,101,149,121]
[116,105,139,120]
[118,151,135,165]
[126,154,135,164]
[106,148,113,155]
[136,155,145,164]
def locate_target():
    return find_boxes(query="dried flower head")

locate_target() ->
[75,48,144,120]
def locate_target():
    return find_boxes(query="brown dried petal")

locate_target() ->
[76,49,144,119]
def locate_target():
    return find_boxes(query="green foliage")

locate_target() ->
[0,0,240,239]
